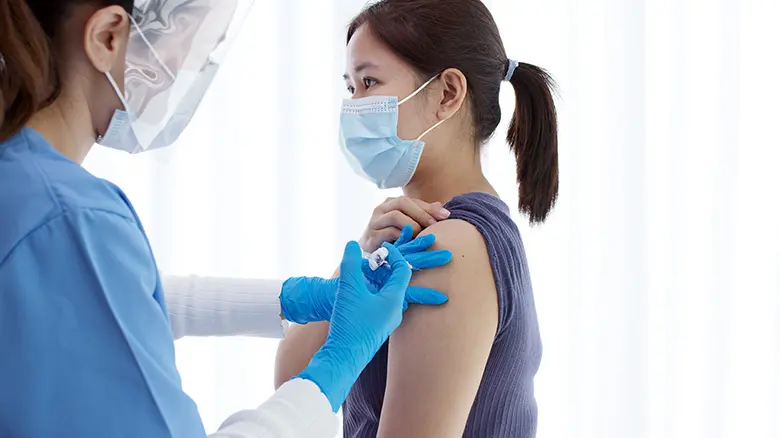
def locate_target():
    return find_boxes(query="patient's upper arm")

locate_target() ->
[274,321,329,389]
[378,219,498,438]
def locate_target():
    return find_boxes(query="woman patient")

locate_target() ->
[275,0,558,436]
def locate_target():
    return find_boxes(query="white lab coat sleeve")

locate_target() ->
[162,275,289,340]
[208,379,339,438]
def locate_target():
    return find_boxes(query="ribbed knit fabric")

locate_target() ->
[343,192,543,437]
[163,276,287,340]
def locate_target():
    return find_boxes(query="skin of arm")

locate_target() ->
[273,220,498,438]
[274,319,330,389]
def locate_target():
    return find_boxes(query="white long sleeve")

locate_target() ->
[163,277,340,437]
[208,379,339,438]
[162,275,289,339]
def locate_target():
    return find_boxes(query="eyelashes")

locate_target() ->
[346,77,379,95]
[363,77,377,89]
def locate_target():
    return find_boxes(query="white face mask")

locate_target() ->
[339,75,454,189]
[96,0,253,153]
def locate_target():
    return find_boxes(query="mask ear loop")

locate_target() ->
[415,116,450,142]
[105,72,131,111]
[396,74,451,141]
[396,73,457,141]
[97,72,131,144]
[398,74,441,105]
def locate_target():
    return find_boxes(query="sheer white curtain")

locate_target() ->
[83,0,779,436]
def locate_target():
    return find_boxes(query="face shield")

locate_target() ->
[100,0,254,153]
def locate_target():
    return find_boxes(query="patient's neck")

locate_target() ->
[403,143,497,206]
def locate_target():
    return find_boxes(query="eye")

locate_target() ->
[363,77,377,89]
[346,85,356,94]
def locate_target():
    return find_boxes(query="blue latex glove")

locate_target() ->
[278,276,338,324]
[298,241,436,411]
[279,225,452,324]
[362,225,453,311]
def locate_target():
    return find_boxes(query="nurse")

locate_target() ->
[0,1,452,437]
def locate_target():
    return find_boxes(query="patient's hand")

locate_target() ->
[359,196,451,252]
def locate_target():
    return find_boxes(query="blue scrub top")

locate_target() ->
[0,128,206,437]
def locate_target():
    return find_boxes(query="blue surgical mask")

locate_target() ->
[339,75,449,189]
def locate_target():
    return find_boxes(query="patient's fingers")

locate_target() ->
[412,199,451,221]
[375,196,438,228]
[373,211,423,237]
[361,197,450,253]
[366,227,402,251]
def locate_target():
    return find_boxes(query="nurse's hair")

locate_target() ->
[0,0,132,141]
[349,0,559,224]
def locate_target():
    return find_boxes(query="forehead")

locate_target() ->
[346,25,410,75]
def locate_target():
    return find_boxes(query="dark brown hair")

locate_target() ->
[348,0,559,223]
[0,0,132,141]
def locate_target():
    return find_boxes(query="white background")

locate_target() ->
[84,0,780,437]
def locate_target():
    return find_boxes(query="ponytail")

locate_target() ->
[0,0,58,142]
[506,62,559,224]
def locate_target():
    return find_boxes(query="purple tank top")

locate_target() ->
[343,192,543,437]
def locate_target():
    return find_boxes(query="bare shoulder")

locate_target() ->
[379,219,500,436]
[413,219,496,303]
[419,217,484,249]
[397,218,498,340]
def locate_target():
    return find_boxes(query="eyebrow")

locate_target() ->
[342,62,379,80]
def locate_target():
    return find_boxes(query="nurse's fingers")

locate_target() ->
[339,241,365,287]
[403,286,449,310]
[393,224,414,247]
[396,233,436,255]
[404,250,453,271]
[380,243,412,304]
[361,258,382,281]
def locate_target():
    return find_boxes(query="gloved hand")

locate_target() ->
[362,225,452,312]
[297,241,438,412]
[279,225,452,324]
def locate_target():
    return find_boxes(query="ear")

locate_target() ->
[83,6,130,74]
[437,68,468,120]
